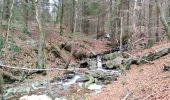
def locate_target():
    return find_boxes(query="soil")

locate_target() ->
[87,45,170,100]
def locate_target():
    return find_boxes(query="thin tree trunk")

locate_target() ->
[59,0,64,35]
[155,0,170,40]
[133,0,137,34]
[96,15,100,39]
[70,0,75,33]
[0,0,4,25]
[73,7,77,33]
[120,17,123,53]
[147,0,154,48]
[34,0,46,69]
[109,0,114,40]
[22,0,29,34]
[4,0,14,62]
[0,72,3,94]
[156,2,160,42]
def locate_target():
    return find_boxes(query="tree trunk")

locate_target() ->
[147,0,154,48]
[0,72,3,94]
[109,0,114,40]
[70,0,75,33]
[22,0,29,34]
[59,0,64,35]
[155,0,170,40]
[4,0,14,62]
[34,0,46,69]
[156,2,160,42]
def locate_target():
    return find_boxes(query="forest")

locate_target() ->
[0,0,170,100]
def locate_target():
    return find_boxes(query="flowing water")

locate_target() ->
[3,55,121,100]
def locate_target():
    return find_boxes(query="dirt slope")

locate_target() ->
[88,52,170,100]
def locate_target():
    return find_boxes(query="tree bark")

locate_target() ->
[147,0,154,48]
[59,0,64,35]
[34,0,46,69]
[155,0,170,40]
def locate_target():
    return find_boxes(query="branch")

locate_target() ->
[122,92,132,100]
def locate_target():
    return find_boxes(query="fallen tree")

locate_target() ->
[122,46,170,70]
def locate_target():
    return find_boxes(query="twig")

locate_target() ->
[122,92,132,100]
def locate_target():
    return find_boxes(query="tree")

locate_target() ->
[33,0,46,69]
[147,0,154,48]
[155,0,170,40]
[59,0,64,35]
[22,0,29,34]
[109,0,114,40]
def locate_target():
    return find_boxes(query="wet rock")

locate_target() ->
[3,87,31,99]
[79,58,97,70]
[76,75,89,83]
[63,71,75,79]
[86,70,119,85]
[163,64,170,72]
[102,52,122,61]
[32,81,48,90]
[122,58,134,70]
[83,75,95,88]
[103,56,124,69]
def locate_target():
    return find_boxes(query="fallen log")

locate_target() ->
[122,46,170,70]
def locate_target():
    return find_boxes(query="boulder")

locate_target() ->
[103,56,124,69]
[79,58,97,70]
[86,70,119,85]
[102,52,122,61]
[76,75,89,83]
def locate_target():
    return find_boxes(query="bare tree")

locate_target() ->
[59,0,64,34]
[147,0,154,47]
[34,0,46,69]
[155,0,170,40]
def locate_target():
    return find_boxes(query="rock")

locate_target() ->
[86,70,118,85]
[76,75,89,83]
[122,58,138,70]
[102,52,122,61]
[103,56,124,69]
[3,87,31,99]
[163,64,170,72]
[31,81,48,90]
[83,75,95,88]
[63,71,75,79]
[79,58,97,70]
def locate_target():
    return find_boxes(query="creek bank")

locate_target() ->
[1,46,170,99]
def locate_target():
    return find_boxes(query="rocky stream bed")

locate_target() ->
[1,45,170,100]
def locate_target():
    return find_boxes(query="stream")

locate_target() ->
[1,52,123,100]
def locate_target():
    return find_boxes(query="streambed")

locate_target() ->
[1,52,123,100]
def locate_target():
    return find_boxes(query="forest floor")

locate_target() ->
[0,24,170,100]
[87,42,170,100]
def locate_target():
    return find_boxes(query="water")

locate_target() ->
[19,95,66,100]
[19,95,52,100]
[97,55,102,70]
[63,75,80,86]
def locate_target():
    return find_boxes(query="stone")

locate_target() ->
[79,58,97,70]
[103,56,124,69]
[102,52,122,61]
[76,75,89,83]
